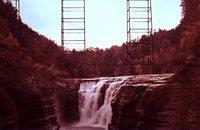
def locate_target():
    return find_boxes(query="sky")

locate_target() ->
[19,0,182,49]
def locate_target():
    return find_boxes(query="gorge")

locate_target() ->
[59,74,173,129]
[1,0,200,129]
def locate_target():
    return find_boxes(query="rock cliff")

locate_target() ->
[0,1,66,129]
[55,79,80,125]
[109,74,173,129]
[109,69,200,129]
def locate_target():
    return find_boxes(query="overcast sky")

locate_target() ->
[19,0,182,49]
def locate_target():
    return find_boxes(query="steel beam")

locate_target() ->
[126,0,153,65]
[11,0,20,18]
[61,0,86,50]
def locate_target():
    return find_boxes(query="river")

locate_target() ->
[61,74,174,130]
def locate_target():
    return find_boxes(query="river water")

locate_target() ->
[61,74,174,130]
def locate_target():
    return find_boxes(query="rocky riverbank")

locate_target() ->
[2,73,200,130]
[109,71,200,129]
[109,74,173,129]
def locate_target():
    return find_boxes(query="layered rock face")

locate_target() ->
[0,88,18,128]
[0,91,59,129]
[0,39,60,129]
[0,78,81,129]
[55,79,80,125]
[1,75,87,129]
[0,86,59,129]
[109,72,200,129]
[109,74,174,129]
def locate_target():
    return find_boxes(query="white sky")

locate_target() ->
[20,0,182,49]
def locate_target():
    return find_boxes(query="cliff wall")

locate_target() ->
[55,79,80,125]
[110,75,200,129]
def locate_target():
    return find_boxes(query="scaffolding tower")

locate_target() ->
[180,0,185,19]
[126,0,153,65]
[11,0,20,18]
[3,0,20,18]
[61,0,86,50]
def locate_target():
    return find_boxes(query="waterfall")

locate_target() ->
[59,74,174,130]
[76,77,129,128]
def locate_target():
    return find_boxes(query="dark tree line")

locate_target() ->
[1,0,200,79]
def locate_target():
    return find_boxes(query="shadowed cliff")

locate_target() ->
[1,0,200,129]
[0,1,63,129]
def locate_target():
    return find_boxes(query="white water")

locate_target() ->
[64,74,174,130]
[76,77,129,128]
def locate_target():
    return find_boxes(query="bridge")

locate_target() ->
[6,0,171,66]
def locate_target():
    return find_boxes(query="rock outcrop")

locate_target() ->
[0,33,60,129]
[109,74,174,129]
[0,88,60,129]
[55,79,80,125]
[109,70,200,129]
[0,88,18,128]
[1,85,59,129]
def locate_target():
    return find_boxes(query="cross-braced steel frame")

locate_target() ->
[180,0,185,19]
[3,0,20,18]
[61,0,86,50]
[127,0,153,65]
[11,0,20,18]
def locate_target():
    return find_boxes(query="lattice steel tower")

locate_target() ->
[11,0,20,18]
[181,0,185,19]
[126,0,153,65]
[3,0,20,18]
[61,0,86,50]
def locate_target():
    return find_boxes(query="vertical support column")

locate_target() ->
[11,0,20,19]
[83,0,86,50]
[180,0,185,19]
[61,0,86,50]
[61,0,64,48]
[126,0,153,65]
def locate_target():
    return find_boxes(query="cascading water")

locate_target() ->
[76,77,129,128]
[60,74,174,130]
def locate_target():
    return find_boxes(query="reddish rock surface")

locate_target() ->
[109,74,174,129]
[55,79,80,125]
[109,68,200,129]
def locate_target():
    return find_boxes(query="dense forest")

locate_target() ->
[1,0,200,128]
[1,0,200,79]
[0,0,200,79]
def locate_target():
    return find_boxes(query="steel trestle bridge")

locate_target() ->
[7,0,156,65]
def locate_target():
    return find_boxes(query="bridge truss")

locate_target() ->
[180,0,185,19]
[61,0,86,50]
[11,0,20,18]
[3,0,20,18]
[126,0,154,65]
[6,0,154,63]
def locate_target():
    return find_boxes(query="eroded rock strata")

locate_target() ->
[109,71,200,129]
[0,88,18,128]
[55,79,80,125]
[109,74,174,129]
[0,77,81,129]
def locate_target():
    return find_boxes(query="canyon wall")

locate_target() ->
[109,74,173,129]
[55,79,80,125]
[0,86,59,129]
[2,72,200,130]
[0,78,81,129]
[109,73,200,129]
